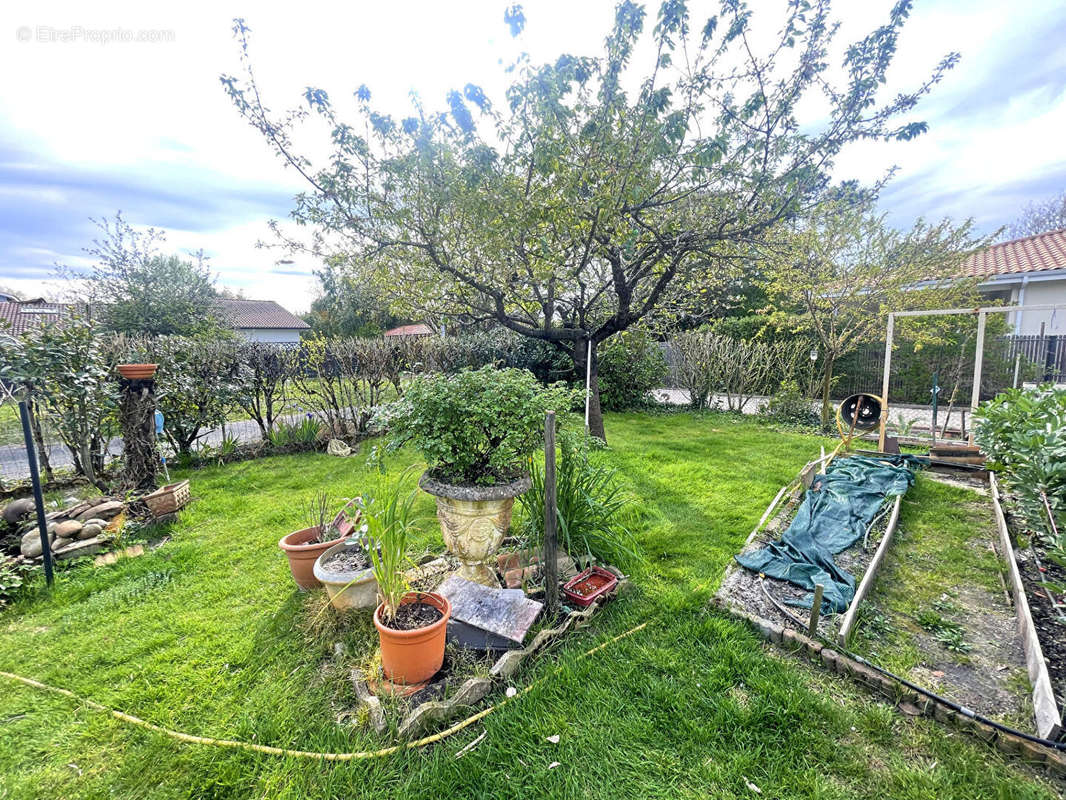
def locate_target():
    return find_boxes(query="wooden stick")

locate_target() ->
[989,472,1062,740]
[543,411,559,614]
[838,494,902,646]
[809,584,824,636]
[879,314,894,452]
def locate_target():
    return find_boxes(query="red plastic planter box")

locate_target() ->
[562,566,619,608]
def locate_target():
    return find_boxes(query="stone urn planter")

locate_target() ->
[419,472,531,587]
[313,539,378,611]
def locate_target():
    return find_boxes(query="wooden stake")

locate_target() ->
[878,313,894,452]
[969,311,987,444]
[543,411,559,614]
[838,494,902,646]
[809,584,824,636]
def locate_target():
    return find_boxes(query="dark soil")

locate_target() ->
[570,574,610,597]
[1017,543,1066,711]
[381,601,443,631]
[320,548,369,573]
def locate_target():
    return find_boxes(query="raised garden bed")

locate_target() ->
[718,452,1046,736]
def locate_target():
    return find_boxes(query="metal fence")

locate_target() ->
[660,334,1066,408]
[833,334,1064,406]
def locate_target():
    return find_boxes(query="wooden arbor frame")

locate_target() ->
[877,303,1066,450]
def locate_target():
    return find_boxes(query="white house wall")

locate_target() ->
[238,328,303,344]
[1012,280,1066,335]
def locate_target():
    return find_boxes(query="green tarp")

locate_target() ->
[736,454,922,613]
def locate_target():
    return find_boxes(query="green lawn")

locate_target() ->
[0,413,1059,799]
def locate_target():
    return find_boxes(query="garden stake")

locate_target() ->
[543,411,559,615]
[18,400,53,586]
[808,584,823,636]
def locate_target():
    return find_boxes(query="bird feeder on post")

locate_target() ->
[116,363,160,492]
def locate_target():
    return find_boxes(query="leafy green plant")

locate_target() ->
[760,379,817,426]
[597,330,667,411]
[268,416,322,449]
[359,473,418,622]
[0,558,35,607]
[975,385,1066,549]
[379,366,577,486]
[916,610,970,654]
[519,431,641,569]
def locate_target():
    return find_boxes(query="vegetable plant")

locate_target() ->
[975,384,1066,553]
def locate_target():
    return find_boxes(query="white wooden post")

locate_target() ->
[878,313,894,452]
[969,311,987,444]
[583,338,592,433]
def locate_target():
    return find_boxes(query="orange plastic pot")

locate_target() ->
[373,592,451,685]
[117,363,158,379]
[278,526,349,590]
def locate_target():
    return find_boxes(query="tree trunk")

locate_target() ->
[574,338,606,442]
[820,352,836,428]
[118,379,159,492]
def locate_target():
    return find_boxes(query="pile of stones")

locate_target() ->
[4,496,125,561]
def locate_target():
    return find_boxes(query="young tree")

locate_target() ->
[304,259,403,337]
[61,213,226,337]
[762,199,990,425]
[223,0,958,439]
[1005,189,1066,241]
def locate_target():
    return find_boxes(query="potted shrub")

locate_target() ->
[362,479,451,686]
[278,493,356,590]
[381,366,575,586]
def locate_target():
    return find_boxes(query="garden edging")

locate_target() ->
[711,596,1066,778]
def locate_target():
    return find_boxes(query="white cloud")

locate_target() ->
[0,0,1064,312]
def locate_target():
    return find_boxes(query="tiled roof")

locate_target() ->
[0,301,79,336]
[384,323,434,337]
[216,299,309,330]
[0,298,308,335]
[961,228,1066,279]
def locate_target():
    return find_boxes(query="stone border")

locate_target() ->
[350,569,625,739]
[712,597,1066,778]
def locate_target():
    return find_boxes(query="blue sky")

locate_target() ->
[1,0,1064,312]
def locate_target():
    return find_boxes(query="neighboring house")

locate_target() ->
[384,323,434,338]
[964,228,1066,335]
[0,299,79,335]
[217,298,309,344]
[0,297,309,343]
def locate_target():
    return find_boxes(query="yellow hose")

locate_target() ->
[0,621,648,761]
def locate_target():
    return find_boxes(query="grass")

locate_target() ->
[849,477,1004,675]
[0,412,1060,799]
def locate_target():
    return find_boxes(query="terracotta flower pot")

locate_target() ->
[117,363,158,379]
[373,591,451,685]
[418,472,532,586]
[278,526,349,590]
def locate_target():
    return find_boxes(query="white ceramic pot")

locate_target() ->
[313,539,378,611]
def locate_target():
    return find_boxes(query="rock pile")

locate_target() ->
[4,496,125,561]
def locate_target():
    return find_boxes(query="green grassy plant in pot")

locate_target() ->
[362,477,450,686]
[380,366,576,586]
[278,492,352,590]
